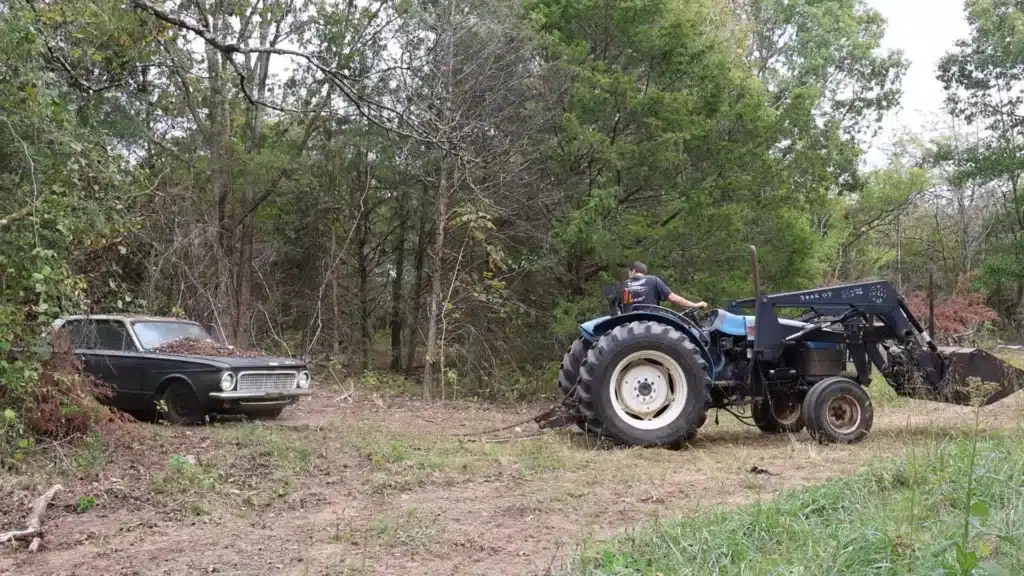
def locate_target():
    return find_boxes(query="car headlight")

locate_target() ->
[220,372,235,391]
[296,371,310,389]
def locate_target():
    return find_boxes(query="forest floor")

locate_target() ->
[3,382,1024,576]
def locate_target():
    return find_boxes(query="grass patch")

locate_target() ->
[350,428,590,494]
[371,508,442,549]
[71,427,108,471]
[564,428,1024,575]
[149,422,321,515]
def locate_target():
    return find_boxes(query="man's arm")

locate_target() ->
[667,292,707,309]
[656,277,706,309]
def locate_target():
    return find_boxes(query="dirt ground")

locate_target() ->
[3,387,1024,576]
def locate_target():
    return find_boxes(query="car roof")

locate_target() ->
[54,314,202,325]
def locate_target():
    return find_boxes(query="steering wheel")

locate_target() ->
[680,306,706,323]
[677,306,712,347]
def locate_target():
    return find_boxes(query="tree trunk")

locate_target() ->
[233,49,270,350]
[404,192,429,376]
[356,212,370,372]
[422,163,450,400]
[389,188,409,371]
[330,222,341,357]
[204,14,233,340]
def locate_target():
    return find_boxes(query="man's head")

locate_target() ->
[628,261,648,277]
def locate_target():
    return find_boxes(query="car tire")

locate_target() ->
[160,381,204,425]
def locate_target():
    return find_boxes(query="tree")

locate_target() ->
[938,0,1024,318]
[0,0,144,451]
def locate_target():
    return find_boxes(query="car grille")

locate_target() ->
[237,371,297,394]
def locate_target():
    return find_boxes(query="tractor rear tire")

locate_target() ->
[752,397,805,434]
[803,377,873,444]
[557,338,604,436]
[578,321,710,448]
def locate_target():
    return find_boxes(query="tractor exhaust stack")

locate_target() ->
[749,245,761,301]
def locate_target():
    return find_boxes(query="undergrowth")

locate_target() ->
[564,427,1024,575]
[351,428,591,494]
[1,330,128,468]
[148,422,319,515]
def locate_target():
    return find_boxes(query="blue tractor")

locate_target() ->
[547,246,1024,448]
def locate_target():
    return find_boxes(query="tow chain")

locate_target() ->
[448,384,580,440]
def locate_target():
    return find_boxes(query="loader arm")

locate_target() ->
[730,279,1024,407]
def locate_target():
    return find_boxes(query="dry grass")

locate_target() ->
[3,381,1024,576]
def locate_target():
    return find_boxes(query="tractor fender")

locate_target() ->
[579,312,716,381]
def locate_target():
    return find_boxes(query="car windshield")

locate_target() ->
[132,321,214,350]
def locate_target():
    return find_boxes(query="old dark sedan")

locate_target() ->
[52,314,312,424]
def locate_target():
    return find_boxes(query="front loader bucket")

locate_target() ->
[894,347,1024,407]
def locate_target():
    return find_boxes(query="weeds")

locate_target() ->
[72,427,106,471]
[371,509,441,549]
[151,454,223,495]
[352,429,588,494]
[75,495,97,513]
[564,428,1024,575]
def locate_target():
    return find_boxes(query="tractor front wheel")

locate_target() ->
[803,377,874,444]
[752,397,805,434]
[578,321,710,448]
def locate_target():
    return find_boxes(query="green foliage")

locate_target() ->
[531,0,906,332]
[564,432,1024,575]
[75,495,98,513]
[935,0,1024,322]
[0,1,143,454]
[151,454,224,495]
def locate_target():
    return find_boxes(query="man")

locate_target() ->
[624,262,707,310]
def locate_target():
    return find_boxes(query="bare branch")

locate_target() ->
[0,485,63,546]
[129,0,440,146]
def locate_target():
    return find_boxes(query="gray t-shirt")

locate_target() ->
[625,275,671,306]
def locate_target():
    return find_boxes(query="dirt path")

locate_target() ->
[4,390,1024,576]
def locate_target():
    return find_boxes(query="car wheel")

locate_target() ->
[160,381,204,425]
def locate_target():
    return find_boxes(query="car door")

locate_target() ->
[67,319,144,410]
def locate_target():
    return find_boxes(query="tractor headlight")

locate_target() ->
[296,371,310,389]
[219,372,235,391]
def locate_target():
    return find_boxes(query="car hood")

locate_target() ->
[193,355,307,369]
[147,354,307,369]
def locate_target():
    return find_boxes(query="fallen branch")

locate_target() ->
[0,484,63,549]
[327,365,354,403]
[0,205,32,230]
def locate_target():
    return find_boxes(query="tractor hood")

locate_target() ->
[708,309,821,339]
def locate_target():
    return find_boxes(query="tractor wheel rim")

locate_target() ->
[608,350,688,431]
[825,395,861,434]
[773,402,801,425]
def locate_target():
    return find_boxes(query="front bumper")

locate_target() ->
[209,389,313,400]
